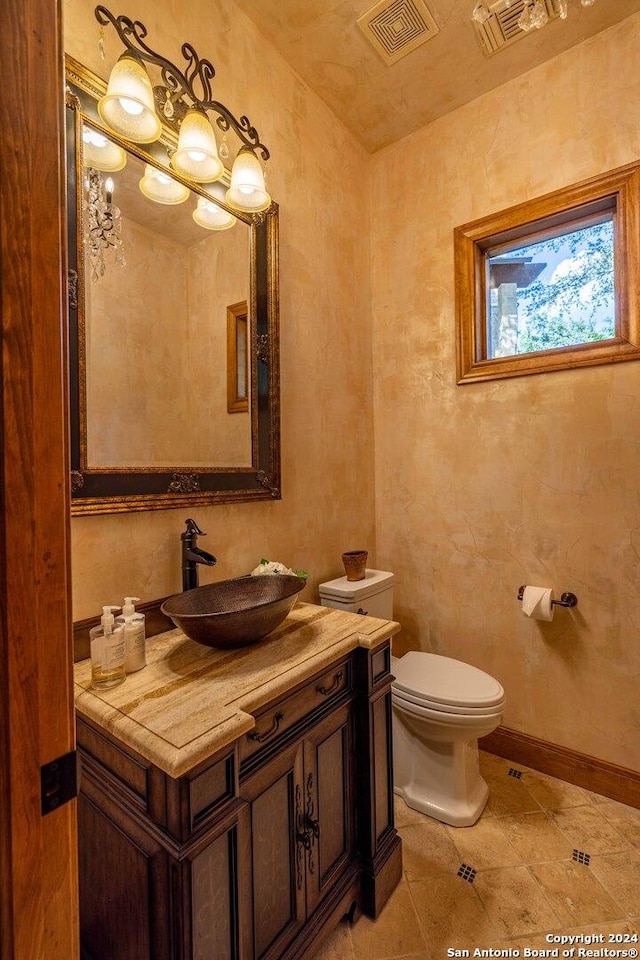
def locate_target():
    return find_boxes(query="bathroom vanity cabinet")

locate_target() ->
[74,603,402,960]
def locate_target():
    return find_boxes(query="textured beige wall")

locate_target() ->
[187,224,252,467]
[65,0,375,617]
[86,217,250,467]
[85,216,189,467]
[371,16,640,770]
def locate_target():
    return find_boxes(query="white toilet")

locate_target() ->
[319,569,505,828]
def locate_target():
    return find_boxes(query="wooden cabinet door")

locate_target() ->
[78,791,172,960]
[302,702,355,917]
[190,805,251,960]
[240,740,306,960]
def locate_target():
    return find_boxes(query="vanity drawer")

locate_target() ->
[240,658,353,761]
[372,646,391,684]
[77,717,149,806]
[188,752,235,830]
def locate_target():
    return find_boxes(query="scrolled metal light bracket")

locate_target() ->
[94,5,270,160]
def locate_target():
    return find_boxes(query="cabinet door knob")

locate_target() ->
[296,828,312,850]
[247,710,284,743]
[306,815,320,840]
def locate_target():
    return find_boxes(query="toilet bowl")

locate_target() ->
[392,651,505,827]
[317,570,505,828]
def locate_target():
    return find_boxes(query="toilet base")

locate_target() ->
[394,776,488,827]
[392,705,496,827]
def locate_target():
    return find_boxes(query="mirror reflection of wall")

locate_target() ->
[82,123,252,470]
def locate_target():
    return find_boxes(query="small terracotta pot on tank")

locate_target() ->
[342,550,368,582]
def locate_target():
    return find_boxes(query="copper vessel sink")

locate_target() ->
[161,575,306,649]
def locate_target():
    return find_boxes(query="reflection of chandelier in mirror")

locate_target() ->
[95,5,271,213]
[472,0,596,32]
[84,168,125,282]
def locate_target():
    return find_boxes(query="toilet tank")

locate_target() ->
[318,569,394,619]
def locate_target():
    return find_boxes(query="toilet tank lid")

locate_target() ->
[393,651,504,708]
[318,568,394,602]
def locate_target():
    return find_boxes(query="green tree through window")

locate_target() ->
[488,219,615,358]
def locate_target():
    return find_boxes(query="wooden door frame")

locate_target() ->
[0,0,79,957]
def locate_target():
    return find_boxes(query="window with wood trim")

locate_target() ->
[454,161,640,384]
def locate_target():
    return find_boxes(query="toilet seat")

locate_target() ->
[392,651,505,712]
[391,692,503,728]
[392,687,505,717]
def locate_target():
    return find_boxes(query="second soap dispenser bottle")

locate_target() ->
[116,597,147,673]
[90,605,126,689]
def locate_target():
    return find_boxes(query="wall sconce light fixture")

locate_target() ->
[95,5,271,212]
[98,51,162,142]
[226,146,271,213]
[172,107,224,183]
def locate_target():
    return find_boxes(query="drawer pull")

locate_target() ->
[357,607,368,616]
[316,670,343,697]
[247,710,284,743]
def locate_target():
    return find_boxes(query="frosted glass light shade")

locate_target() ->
[171,109,224,183]
[139,164,189,205]
[226,147,270,212]
[98,54,161,143]
[82,127,127,172]
[192,196,236,231]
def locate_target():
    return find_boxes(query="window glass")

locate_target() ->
[486,216,615,359]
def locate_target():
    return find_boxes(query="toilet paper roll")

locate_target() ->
[521,585,554,622]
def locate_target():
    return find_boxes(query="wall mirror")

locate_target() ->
[66,56,280,515]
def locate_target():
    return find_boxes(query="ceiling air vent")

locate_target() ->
[357,0,440,66]
[474,0,560,56]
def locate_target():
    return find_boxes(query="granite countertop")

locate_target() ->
[74,601,400,778]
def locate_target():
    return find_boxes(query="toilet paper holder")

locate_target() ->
[517,585,578,608]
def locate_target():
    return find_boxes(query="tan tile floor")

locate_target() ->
[313,751,640,960]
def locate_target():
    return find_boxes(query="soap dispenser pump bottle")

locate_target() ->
[90,605,126,689]
[116,596,146,673]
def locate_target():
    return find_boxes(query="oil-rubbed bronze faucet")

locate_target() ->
[181,518,217,591]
